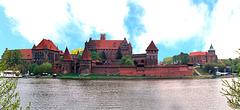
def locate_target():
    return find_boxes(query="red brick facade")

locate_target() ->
[51,34,194,76]
[12,34,194,76]
[189,44,218,65]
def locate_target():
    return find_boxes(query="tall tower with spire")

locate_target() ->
[208,44,215,54]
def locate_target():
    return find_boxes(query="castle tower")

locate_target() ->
[79,47,92,74]
[61,47,73,74]
[208,44,215,54]
[100,33,106,40]
[146,41,159,65]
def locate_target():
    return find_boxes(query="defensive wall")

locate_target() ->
[91,64,194,76]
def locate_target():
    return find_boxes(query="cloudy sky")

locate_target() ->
[0,0,239,61]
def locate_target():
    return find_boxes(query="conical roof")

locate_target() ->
[146,41,159,51]
[61,47,72,61]
[208,44,215,52]
[81,47,91,60]
[209,44,214,50]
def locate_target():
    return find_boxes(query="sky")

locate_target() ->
[0,0,240,61]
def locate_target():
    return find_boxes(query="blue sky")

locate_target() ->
[0,0,240,61]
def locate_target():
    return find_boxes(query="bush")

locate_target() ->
[33,66,40,75]
[119,55,134,65]
[29,63,37,73]
[39,62,52,74]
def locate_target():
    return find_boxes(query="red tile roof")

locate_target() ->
[32,44,36,49]
[20,49,32,60]
[146,41,158,51]
[35,39,59,51]
[81,47,91,60]
[189,51,207,56]
[61,47,72,61]
[92,40,123,49]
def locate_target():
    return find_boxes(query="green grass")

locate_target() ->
[28,72,214,80]
[195,68,211,75]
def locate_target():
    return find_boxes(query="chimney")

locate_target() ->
[100,34,106,40]
[6,48,8,51]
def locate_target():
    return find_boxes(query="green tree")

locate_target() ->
[77,53,82,59]
[217,61,226,72]
[0,58,31,110]
[58,56,63,61]
[90,51,101,61]
[221,49,240,109]
[223,59,232,66]
[29,63,37,73]
[163,57,173,65]
[2,50,23,68]
[221,76,240,109]
[33,65,41,75]
[173,52,190,65]
[39,62,52,74]
[119,55,134,65]
[116,47,122,59]
[17,64,26,74]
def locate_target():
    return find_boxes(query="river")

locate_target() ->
[17,78,231,110]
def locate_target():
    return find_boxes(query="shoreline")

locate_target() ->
[26,74,217,80]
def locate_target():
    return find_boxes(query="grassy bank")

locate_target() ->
[28,73,214,80]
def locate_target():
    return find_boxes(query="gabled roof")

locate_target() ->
[92,40,123,49]
[32,44,36,49]
[61,47,72,61]
[20,49,32,60]
[146,41,158,51]
[81,47,91,60]
[35,39,59,51]
[189,51,207,56]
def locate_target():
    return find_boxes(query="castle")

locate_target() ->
[3,34,194,76]
[189,44,218,65]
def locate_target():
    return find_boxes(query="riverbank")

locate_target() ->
[27,73,215,80]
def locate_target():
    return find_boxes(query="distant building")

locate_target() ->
[189,44,218,65]
[32,39,63,65]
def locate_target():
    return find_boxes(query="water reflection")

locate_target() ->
[17,78,231,110]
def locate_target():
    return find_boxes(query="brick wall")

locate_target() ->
[91,65,194,77]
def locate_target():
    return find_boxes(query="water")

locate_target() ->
[17,78,231,110]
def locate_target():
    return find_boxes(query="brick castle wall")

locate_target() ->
[92,65,194,76]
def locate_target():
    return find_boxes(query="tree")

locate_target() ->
[17,64,26,74]
[39,62,52,74]
[2,50,23,68]
[116,47,122,59]
[58,56,63,61]
[70,48,83,54]
[221,76,240,109]
[25,61,31,71]
[29,63,38,73]
[119,55,134,65]
[0,58,31,110]
[173,52,190,65]
[221,49,240,109]
[163,57,173,65]
[33,65,40,75]
[223,59,232,66]
[90,51,101,61]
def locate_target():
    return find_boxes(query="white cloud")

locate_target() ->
[0,0,71,44]
[67,0,129,40]
[131,0,208,53]
[204,0,240,59]
[0,0,130,45]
